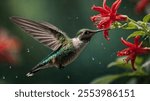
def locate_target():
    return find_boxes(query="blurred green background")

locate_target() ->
[0,0,146,83]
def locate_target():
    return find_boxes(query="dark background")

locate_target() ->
[0,0,145,83]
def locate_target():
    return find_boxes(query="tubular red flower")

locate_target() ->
[0,29,21,64]
[117,36,150,70]
[135,0,149,13]
[91,0,127,40]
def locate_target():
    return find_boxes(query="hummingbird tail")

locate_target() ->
[26,62,51,77]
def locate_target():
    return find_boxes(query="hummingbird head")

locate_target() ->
[77,29,102,42]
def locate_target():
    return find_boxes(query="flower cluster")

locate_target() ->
[135,0,150,13]
[0,28,21,64]
[91,0,150,71]
[91,0,127,40]
[117,36,150,70]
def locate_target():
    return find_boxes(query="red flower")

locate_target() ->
[0,28,21,64]
[91,0,127,40]
[135,0,149,13]
[117,36,150,70]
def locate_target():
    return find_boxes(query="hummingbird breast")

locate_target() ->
[53,38,88,67]
[63,38,88,66]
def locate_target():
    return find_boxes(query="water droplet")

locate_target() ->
[92,57,95,61]
[101,43,104,46]
[110,52,115,57]
[2,76,5,80]
[99,62,101,64]
[27,48,30,53]
[15,76,18,78]
[9,66,12,69]
[67,75,70,79]
[76,17,79,19]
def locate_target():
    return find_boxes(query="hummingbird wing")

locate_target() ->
[10,16,70,51]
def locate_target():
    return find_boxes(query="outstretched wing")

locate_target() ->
[10,16,70,51]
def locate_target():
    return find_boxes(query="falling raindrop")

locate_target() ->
[101,43,104,46]
[67,75,70,79]
[27,48,30,53]
[76,17,79,20]
[9,66,12,69]
[2,76,5,80]
[92,57,95,61]
[15,76,18,79]
[111,52,115,57]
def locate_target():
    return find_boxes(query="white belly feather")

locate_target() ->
[72,38,87,52]
[65,38,87,64]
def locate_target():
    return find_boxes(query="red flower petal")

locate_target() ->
[103,0,111,11]
[103,30,110,40]
[97,17,110,28]
[135,0,149,13]
[111,0,122,13]
[115,14,127,21]
[92,5,109,14]
[121,37,135,48]
[137,47,150,54]
[130,54,136,71]
[90,15,99,22]
[134,36,140,46]
[117,48,131,56]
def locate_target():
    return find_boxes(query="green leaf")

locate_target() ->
[143,14,150,22]
[127,31,145,40]
[108,57,132,69]
[123,22,138,29]
[91,71,147,84]
[142,58,150,73]
[108,57,143,70]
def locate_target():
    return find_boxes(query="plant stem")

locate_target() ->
[127,17,150,35]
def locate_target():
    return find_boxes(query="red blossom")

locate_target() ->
[117,36,150,70]
[0,28,21,64]
[91,0,127,40]
[135,0,149,13]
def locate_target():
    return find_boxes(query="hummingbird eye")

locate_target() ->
[84,31,89,34]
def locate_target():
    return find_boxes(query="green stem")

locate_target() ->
[127,17,150,35]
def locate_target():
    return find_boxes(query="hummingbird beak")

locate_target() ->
[88,29,110,38]
[90,29,109,33]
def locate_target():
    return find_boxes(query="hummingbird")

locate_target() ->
[10,16,104,77]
